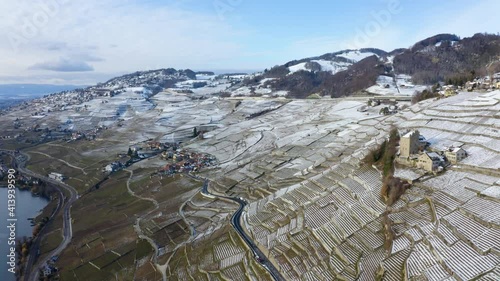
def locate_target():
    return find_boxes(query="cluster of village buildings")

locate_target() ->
[68,127,106,142]
[398,130,467,172]
[101,140,217,175]
[0,165,39,186]
[158,149,217,175]
[465,73,500,91]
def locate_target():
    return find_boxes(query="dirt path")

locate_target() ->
[28,151,88,175]
[124,169,163,279]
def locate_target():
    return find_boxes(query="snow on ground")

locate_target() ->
[398,91,500,170]
[234,100,284,116]
[272,91,288,97]
[435,41,458,47]
[258,78,275,86]
[288,60,351,74]
[288,62,308,73]
[73,89,155,118]
[396,74,428,96]
[232,86,252,96]
[195,74,216,80]
[365,75,400,95]
[254,88,272,95]
[175,80,199,87]
[125,87,153,97]
[151,91,191,102]
[312,60,350,74]
[286,50,379,75]
[337,50,377,62]
[394,167,426,182]
[326,100,374,120]
[224,74,247,79]
[190,83,232,96]
[481,186,500,200]
[376,75,395,85]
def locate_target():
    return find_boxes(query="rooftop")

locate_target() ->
[402,130,418,138]
[426,152,443,161]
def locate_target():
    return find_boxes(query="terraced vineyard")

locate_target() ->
[177,92,500,280]
[13,91,498,280]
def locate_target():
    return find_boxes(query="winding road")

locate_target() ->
[197,177,285,281]
[1,149,78,281]
[4,147,282,280]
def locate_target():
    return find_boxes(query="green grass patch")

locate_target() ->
[116,250,136,270]
[39,230,63,255]
[72,263,113,281]
[91,251,121,269]
[136,239,154,260]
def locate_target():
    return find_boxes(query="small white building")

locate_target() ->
[444,147,467,164]
[48,172,65,182]
[418,152,445,172]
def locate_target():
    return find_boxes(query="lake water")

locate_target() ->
[0,187,49,281]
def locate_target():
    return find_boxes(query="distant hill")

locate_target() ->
[0,84,85,109]
[241,48,390,98]
[261,55,387,98]
[239,33,500,98]
[0,84,86,99]
[99,68,197,93]
[393,33,500,84]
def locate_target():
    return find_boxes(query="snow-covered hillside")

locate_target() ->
[287,49,382,74]
[336,50,379,62]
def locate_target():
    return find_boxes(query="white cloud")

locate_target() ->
[0,0,247,84]
[29,58,95,72]
[0,0,498,85]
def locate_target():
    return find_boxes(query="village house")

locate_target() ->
[493,72,500,82]
[42,266,53,278]
[441,85,458,97]
[417,152,445,172]
[148,142,163,150]
[444,147,467,164]
[48,172,65,182]
[466,81,477,91]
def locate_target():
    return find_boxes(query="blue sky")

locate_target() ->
[0,0,498,84]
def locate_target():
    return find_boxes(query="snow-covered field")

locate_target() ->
[312,59,350,74]
[366,74,429,96]
[396,74,428,96]
[207,90,500,281]
[365,75,399,95]
[337,50,378,62]
[287,49,379,75]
